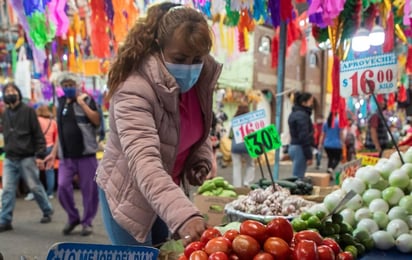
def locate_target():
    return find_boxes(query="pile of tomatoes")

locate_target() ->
[179,218,357,260]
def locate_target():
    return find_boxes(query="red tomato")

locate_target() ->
[317,245,336,260]
[292,240,319,260]
[337,252,354,260]
[322,238,342,255]
[224,229,240,242]
[253,252,275,260]
[240,220,268,243]
[294,230,324,246]
[266,217,294,245]
[263,237,290,260]
[201,228,222,244]
[205,237,232,255]
[185,241,205,258]
[232,234,261,260]
[189,250,208,260]
[178,255,189,260]
[208,252,229,260]
[228,253,240,260]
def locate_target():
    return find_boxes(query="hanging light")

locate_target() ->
[351,28,370,52]
[369,25,385,46]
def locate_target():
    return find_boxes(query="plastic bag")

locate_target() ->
[14,47,32,99]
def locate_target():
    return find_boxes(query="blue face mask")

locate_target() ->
[63,88,77,98]
[165,62,203,93]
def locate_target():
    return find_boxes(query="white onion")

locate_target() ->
[400,163,412,179]
[373,211,390,229]
[396,234,412,253]
[342,177,366,195]
[372,231,395,250]
[346,194,363,211]
[324,193,343,212]
[388,206,409,222]
[375,160,397,180]
[362,189,381,205]
[340,208,356,227]
[387,219,409,239]
[357,218,379,235]
[307,203,330,216]
[389,152,404,168]
[355,207,372,222]
[363,166,381,185]
[388,169,410,189]
[382,187,404,206]
[369,198,389,214]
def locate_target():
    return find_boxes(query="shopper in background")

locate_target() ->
[45,72,100,236]
[0,83,53,232]
[229,104,255,187]
[364,98,389,157]
[288,91,314,178]
[318,112,344,177]
[25,104,58,201]
[313,114,324,170]
[95,2,222,247]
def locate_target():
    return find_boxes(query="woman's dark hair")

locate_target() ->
[234,104,250,117]
[327,112,335,128]
[107,2,212,99]
[294,91,312,106]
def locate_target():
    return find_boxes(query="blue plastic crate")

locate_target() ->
[47,242,159,260]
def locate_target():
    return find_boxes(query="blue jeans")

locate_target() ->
[0,157,53,224]
[99,188,169,246]
[288,144,307,178]
[44,146,55,196]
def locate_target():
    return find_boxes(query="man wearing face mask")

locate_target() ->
[0,83,53,232]
[44,72,100,236]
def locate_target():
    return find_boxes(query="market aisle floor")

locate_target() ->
[0,156,330,259]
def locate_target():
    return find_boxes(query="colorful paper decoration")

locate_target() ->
[9,0,47,74]
[27,11,56,48]
[112,0,138,43]
[267,0,281,27]
[48,0,70,37]
[90,0,110,58]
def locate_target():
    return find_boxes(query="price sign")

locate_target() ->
[340,52,398,98]
[231,109,266,144]
[244,124,281,158]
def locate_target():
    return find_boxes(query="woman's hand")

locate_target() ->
[187,166,209,186]
[306,159,313,166]
[178,216,207,246]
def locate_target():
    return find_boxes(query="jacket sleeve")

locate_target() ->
[184,135,213,176]
[296,113,313,160]
[113,79,201,235]
[30,108,46,159]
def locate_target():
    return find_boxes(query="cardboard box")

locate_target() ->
[304,172,331,187]
[193,187,250,226]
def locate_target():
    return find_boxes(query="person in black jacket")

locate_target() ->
[0,83,53,232]
[288,91,314,178]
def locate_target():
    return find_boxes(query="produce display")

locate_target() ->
[197,177,238,197]
[179,218,355,260]
[250,177,314,195]
[226,184,316,217]
[303,148,412,255]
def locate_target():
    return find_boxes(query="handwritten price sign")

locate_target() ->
[231,109,266,144]
[340,53,398,98]
[244,124,282,158]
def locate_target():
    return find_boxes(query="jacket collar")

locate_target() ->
[293,104,312,116]
[138,53,223,113]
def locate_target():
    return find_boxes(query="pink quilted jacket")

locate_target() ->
[96,54,222,242]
